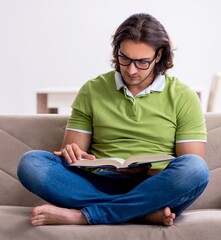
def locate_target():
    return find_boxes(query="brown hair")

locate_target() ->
[112,13,174,76]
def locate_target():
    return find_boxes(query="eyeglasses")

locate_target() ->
[117,51,157,70]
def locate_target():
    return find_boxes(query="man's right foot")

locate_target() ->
[31,204,88,226]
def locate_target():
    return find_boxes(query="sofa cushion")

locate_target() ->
[0,206,221,240]
[188,113,221,210]
[0,115,67,206]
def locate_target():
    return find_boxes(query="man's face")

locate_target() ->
[118,39,159,90]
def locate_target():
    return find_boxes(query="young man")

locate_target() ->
[17,13,209,227]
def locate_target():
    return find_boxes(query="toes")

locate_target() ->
[31,216,45,226]
[164,207,171,217]
[31,206,42,218]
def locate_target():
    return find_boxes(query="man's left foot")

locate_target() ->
[133,207,176,226]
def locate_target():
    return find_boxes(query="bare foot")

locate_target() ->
[133,207,176,226]
[30,204,88,226]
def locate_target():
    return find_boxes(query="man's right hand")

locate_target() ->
[53,143,95,164]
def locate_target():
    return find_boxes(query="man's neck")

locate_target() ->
[126,74,155,97]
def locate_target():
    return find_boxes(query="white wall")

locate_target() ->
[0,0,221,114]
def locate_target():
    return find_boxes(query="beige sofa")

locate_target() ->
[0,113,221,240]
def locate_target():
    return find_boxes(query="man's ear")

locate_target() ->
[155,48,163,63]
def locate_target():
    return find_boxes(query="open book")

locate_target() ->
[69,154,174,169]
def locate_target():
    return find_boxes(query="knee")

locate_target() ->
[17,150,52,182]
[18,150,35,170]
[174,154,209,185]
[17,150,38,181]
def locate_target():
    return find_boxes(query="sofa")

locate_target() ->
[0,113,221,240]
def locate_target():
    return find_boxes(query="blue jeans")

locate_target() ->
[17,150,209,224]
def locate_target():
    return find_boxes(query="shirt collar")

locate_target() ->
[115,71,165,95]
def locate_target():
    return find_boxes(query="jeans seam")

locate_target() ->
[81,208,93,224]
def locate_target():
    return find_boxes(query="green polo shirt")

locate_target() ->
[66,70,206,169]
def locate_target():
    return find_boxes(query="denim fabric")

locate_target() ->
[17,150,209,224]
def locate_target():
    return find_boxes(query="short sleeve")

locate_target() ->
[175,87,207,142]
[66,83,93,133]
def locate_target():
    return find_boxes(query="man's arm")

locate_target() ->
[175,142,205,159]
[54,130,95,164]
[61,130,92,151]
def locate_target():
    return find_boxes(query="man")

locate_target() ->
[17,13,209,227]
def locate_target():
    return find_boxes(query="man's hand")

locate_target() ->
[54,143,95,164]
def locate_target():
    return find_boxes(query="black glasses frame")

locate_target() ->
[117,50,158,70]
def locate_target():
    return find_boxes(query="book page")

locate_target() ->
[70,157,126,168]
[123,154,174,167]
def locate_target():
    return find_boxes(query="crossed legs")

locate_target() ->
[17,151,209,226]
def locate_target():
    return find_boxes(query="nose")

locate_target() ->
[127,62,138,75]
